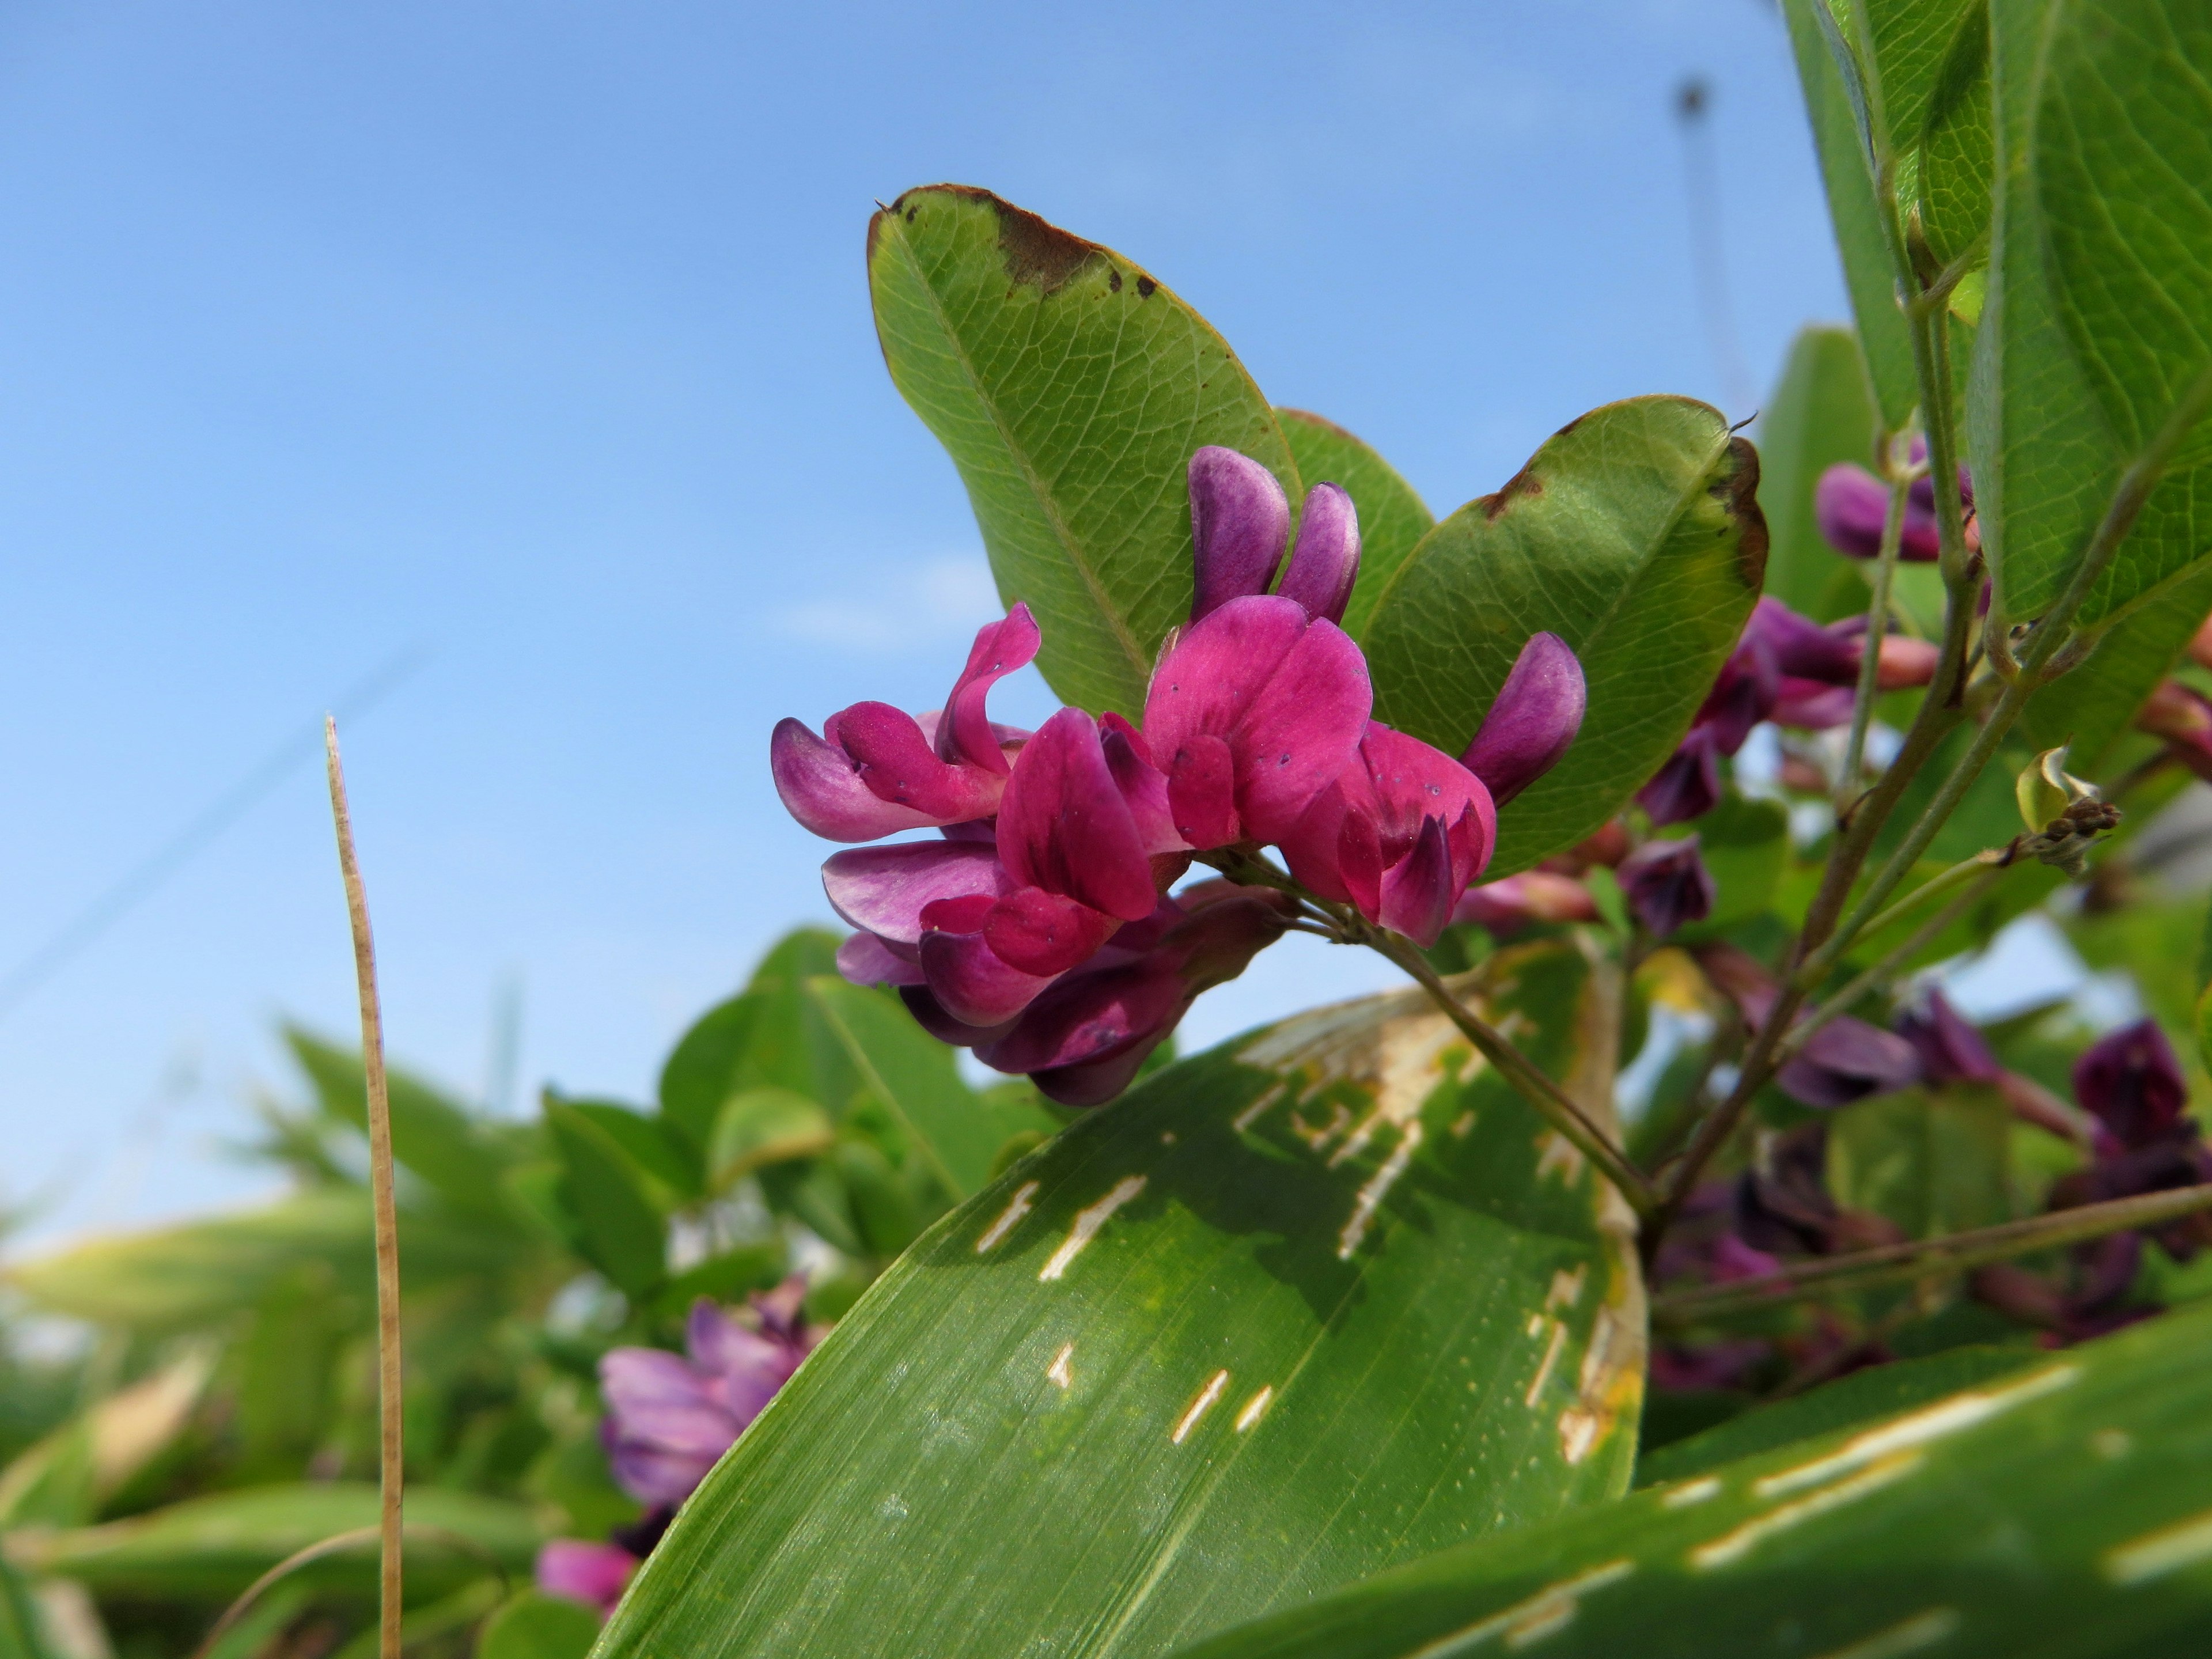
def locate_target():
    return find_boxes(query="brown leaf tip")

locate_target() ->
[1715,435,1770,590]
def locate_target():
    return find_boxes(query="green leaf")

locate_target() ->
[658,993,766,1152]
[2020,558,2212,769]
[285,1029,513,1215]
[561,1099,699,1202]
[707,1087,836,1187]
[1975,0,2212,624]
[1362,398,1767,876]
[1914,2,1995,267]
[868,185,1297,717]
[16,1484,540,1604]
[3,1191,509,1330]
[478,1590,600,1659]
[658,931,859,1154]
[1857,0,1986,162]
[1829,1084,2014,1238]
[1634,1344,2037,1487]
[0,1349,215,1527]
[1171,1302,2212,1659]
[1753,325,1880,623]
[596,944,1644,1659]
[2037,0,2212,473]
[1781,0,1918,429]
[544,1100,666,1298]
[1275,409,1435,643]
[805,978,1058,1200]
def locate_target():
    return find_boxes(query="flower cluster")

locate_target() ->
[535,1283,818,1617]
[771,447,1587,1103]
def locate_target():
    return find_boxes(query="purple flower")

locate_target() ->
[2137,680,2212,783]
[1815,444,1970,563]
[598,1283,817,1510]
[1732,1124,1840,1256]
[1281,722,1496,946]
[535,1540,637,1619]
[1459,633,1586,809]
[1188,447,1362,626]
[1695,942,1922,1109]
[771,607,1040,840]
[1637,725,1723,826]
[1143,594,1373,850]
[1450,870,1599,935]
[1616,836,1715,939]
[1896,989,2002,1085]
[903,881,1292,1105]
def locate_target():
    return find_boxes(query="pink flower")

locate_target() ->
[1450,870,1599,935]
[1281,722,1495,946]
[535,1540,637,1619]
[598,1283,817,1509]
[1143,594,1373,851]
[770,606,1040,840]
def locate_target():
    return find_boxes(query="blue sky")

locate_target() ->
[0,0,1855,1247]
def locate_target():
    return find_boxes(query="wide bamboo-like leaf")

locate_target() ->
[1174,1301,2212,1658]
[869,185,1297,717]
[0,1348,214,1527]
[286,1029,515,1217]
[595,943,1643,1659]
[17,1484,540,1603]
[479,1591,599,1659]
[1361,398,1766,876]
[1976,0,2212,624]
[1755,325,1879,622]
[1781,0,1918,430]
[1275,410,1435,643]
[1634,1345,2036,1488]
[804,977,1056,1200]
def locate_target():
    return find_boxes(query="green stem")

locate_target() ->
[1836,457,1915,811]
[1365,929,1657,1218]
[1654,1182,2212,1323]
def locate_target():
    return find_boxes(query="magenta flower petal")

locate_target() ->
[1695,641,1779,757]
[1460,633,1586,809]
[1099,713,1185,856]
[918,926,1057,1027]
[936,603,1041,774]
[771,718,938,843]
[2073,1019,2188,1151]
[984,887,1120,977]
[898,984,1018,1047]
[834,701,1005,821]
[1277,482,1360,624]
[1637,726,1722,825]
[536,1540,637,1618]
[1771,678,1855,730]
[1816,462,1941,561]
[1378,814,1459,946]
[1165,732,1241,847]
[1189,446,1291,622]
[836,930,925,986]
[1617,835,1715,938]
[821,841,1010,952]
[1145,595,1373,849]
[995,708,1157,922]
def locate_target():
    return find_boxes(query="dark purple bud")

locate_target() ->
[1777,1016,1923,1109]
[1745,597,1861,685]
[1732,1125,1838,1255]
[1459,632,1586,808]
[1896,989,2002,1085]
[1637,726,1722,825]
[1276,482,1360,624]
[1616,835,1716,938]
[1694,640,1779,757]
[2072,1019,2188,1150]
[1189,447,1290,622]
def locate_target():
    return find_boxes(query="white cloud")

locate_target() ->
[771,553,1001,652]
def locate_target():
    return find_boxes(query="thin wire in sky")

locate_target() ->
[1675,75,1757,415]
[0,647,431,1028]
